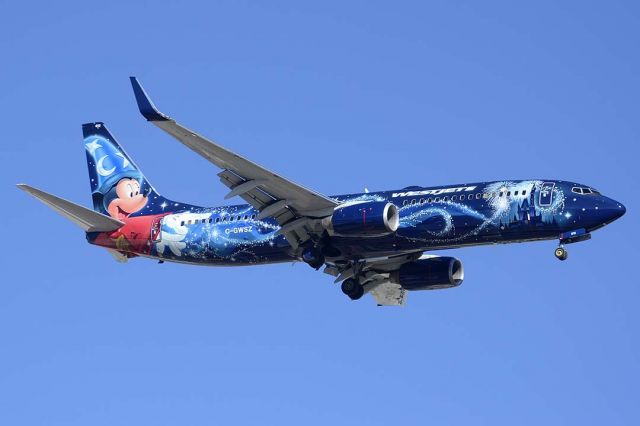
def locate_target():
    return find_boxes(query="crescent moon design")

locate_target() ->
[116,152,130,168]
[96,156,116,176]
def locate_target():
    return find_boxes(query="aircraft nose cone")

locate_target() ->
[614,200,626,219]
[604,198,626,223]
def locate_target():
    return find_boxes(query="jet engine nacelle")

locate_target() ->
[390,256,464,290]
[323,201,399,237]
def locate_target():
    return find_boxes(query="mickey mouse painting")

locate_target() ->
[103,176,147,219]
[84,133,148,219]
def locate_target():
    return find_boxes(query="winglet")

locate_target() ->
[129,76,170,122]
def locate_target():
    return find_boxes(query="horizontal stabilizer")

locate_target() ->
[17,184,124,232]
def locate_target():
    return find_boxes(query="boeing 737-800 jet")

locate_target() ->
[17,78,626,305]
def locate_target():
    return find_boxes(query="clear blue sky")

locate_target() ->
[1,1,639,424]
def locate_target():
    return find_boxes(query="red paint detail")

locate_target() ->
[91,213,169,255]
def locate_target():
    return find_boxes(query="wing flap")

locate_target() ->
[370,282,407,306]
[17,184,124,232]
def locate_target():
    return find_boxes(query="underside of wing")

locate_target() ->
[324,251,424,306]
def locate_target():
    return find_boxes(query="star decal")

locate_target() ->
[85,139,102,156]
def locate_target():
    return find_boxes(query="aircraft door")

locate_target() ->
[150,216,162,242]
[539,182,555,206]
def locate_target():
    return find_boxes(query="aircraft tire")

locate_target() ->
[341,278,364,300]
[554,247,568,261]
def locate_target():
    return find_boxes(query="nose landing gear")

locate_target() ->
[554,246,568,261]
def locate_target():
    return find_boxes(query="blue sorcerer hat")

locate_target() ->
[84,134,142,195]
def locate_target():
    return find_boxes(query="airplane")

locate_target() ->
[17,77,626,305]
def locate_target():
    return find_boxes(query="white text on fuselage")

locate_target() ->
[391,186,477,198]
[225,226,253,235]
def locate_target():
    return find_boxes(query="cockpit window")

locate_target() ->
[572,186,599,195]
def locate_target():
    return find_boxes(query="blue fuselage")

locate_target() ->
[91,179,625,265]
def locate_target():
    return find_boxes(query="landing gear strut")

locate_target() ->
[341,278,365,300]
[554,246,568,261]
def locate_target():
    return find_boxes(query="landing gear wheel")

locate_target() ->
[341,278,365,300]
[554,246,568,261]
[301,246,325,270]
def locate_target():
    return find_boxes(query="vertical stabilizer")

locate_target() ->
[83,122,167,220]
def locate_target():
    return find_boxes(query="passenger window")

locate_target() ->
[499,192,504,197]
[476,193,481,200]
[460,195,465,201]
[419,198,425,204]
[451,195,457,201]
[403,200,408,206]
[427,197,433,203]
[244,215,248,220]
[411,199,416,205]
[435,197,440,202]
[514,190,519,196]
[522,190,526,196]
[251,214,256,219]
[188,220,192,225]
[181,221,185,226]
[442,196,448,201]
[215,217,220,223]
[507,191,511,197]
[236,215,241,221]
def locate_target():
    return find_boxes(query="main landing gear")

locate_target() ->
[302,245,325,270]
[301,240,341,270]
[341,278,365,300]
[554,246,568,261]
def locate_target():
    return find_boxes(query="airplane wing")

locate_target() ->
[129,77,338,248]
